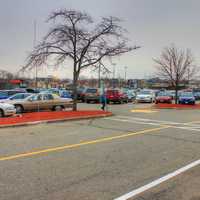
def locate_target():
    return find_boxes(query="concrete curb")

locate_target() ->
[0,113,113,129]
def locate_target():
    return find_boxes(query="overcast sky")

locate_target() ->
[0,0,200,79]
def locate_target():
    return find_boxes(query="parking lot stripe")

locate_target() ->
[114,159,200,200]
[0,126,169,162]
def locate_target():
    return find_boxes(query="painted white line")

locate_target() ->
[107,118,160,126]
[106,117,200,132]
[114,159,200,200]
[116,116,186,125]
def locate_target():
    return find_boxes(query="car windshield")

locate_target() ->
[139,91,151,95]
[157,92,170,97]
[9,93,31,100]
[0,91,7,96]
[180,92,193,97]
[86,89,97,93]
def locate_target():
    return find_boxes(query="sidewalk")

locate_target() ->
[0,110,112,128]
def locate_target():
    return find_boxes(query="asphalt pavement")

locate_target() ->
[0,102,200,200]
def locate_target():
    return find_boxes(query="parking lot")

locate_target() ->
[0,102,200,200]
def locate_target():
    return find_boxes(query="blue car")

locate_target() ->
[178,92,195,105]
[59,90,72,99]
[0,92,9,99]
[47,88,72,99]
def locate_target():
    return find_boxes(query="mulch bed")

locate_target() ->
[154,103,200,109]
[0,110,112,126]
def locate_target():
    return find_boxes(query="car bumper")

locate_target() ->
[136,99,152,103]
[85,97,99,101]
[179,100,195,104]
[156,99,172,103]
[4,109,16,116]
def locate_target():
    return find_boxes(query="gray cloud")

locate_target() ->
[0,0,199,79]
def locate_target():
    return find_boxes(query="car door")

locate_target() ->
[42,94,55,110]
[25,94,43,111]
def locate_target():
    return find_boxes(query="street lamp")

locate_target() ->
[124,66,128,86]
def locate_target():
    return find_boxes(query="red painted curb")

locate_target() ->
[0,111,113,128]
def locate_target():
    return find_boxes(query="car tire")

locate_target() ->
[0,109,4,118]
[15,105,24,114]
[54,105,63,111]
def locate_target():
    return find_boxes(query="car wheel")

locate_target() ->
[15,105,24,114]
[0,109,4,117]
[54,105,63,111]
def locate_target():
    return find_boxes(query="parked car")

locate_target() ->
[0,103,16,117]
[0,91,9,99]
[193,91,200,100]
[47,88,72,99]
[123,89,136,102]
[155,92,172,104]
[0,89,24,98]
[0,93,32,103]
[77,87,87,102]
[136,90,155,103]
[106,89,128,104]
[178,92,195,105]
[84,88,100,103]
[9,93,73,113]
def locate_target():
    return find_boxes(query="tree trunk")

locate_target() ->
[72,71,78,111]
[175,85,178,104]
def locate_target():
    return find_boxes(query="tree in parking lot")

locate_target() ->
[25,9,140,111]
[153,44,198,104]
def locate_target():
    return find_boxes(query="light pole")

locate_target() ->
[33,20,38,89]
[124,66,127,87]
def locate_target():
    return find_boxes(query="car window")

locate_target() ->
[23,94,31,98]
[43,94,54,100]
[86,89,97,93]
[10,94,23,100]
[29,94,42,101]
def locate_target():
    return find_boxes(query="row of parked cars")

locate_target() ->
[77,87,198,105]
[77,88,135,104]
[0,88,73,117]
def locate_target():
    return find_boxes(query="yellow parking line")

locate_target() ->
[0,126,169,162]
[131,109,158,113]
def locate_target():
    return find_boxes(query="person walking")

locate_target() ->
[99,80,107,111]
[100,91,106,111]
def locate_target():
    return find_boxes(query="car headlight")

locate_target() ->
[5,106,15,110]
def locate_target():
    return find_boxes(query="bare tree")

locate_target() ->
[0,69,14,80]
[25,9,140,110]
[154,44,198,104]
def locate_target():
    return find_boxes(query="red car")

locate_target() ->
[155,92,172,104]
[106,89,128,104]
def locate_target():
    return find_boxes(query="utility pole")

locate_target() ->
[124,66,127,87]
